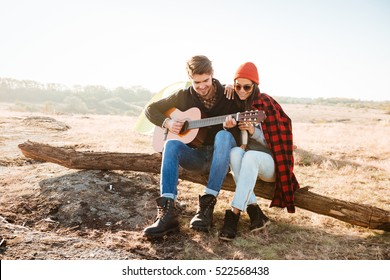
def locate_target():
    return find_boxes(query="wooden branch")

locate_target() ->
[18,140,390,232]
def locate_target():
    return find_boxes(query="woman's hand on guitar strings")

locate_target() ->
[223,115,237,129]
[238,122,255,136]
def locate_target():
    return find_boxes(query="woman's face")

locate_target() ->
[234,78,254,100]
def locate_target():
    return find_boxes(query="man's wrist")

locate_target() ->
[162,118,170,128]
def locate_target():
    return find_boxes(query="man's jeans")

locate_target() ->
[230,147,276,211]
[160,130,237,200]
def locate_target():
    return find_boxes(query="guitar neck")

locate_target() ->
[187,113,237,129]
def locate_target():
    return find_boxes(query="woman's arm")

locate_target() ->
[250,125,268,147]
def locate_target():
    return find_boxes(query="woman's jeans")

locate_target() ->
[230,147,276,211]
[160,130,237,200]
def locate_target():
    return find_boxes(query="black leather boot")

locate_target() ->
[246,204,270,232]
[219,210,240,241]
[190,194,217,232]
[143,197,179,238]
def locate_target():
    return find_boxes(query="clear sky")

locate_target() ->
[1,0,389,101]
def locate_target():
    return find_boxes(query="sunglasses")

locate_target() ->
[234,83,254,92]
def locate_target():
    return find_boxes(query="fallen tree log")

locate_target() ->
[18,140,390,232]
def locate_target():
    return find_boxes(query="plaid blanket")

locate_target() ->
[252,93,300,213]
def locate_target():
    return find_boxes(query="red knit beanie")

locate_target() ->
[234,62,259,85]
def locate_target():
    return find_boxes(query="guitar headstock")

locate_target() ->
[236,110,266,123]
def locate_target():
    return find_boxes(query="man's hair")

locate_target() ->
[186,55,213,77]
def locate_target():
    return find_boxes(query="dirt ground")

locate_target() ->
[0,104,170,259]
[1,102,389,260]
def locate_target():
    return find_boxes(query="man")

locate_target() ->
[143,55,240,238]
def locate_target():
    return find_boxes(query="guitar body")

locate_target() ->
[153,107,203,152]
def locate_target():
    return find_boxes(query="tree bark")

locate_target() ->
[18,140,390,232]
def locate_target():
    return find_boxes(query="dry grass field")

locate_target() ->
[0,102,389,260]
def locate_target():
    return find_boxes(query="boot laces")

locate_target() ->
[156,200,172,219]
[157,205,165,218]
[198,197,216,216]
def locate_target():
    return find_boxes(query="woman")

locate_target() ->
[220,62,300,240]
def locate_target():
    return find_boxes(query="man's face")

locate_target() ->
[190,73,213,96]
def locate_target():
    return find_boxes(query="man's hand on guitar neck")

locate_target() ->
[163,118,186,135]
[223,115,237,130]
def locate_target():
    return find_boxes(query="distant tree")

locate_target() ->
[63,95,89,114]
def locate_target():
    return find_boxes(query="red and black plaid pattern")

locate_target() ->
[252,93,300,213]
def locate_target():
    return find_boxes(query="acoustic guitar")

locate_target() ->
[152,107,266,152]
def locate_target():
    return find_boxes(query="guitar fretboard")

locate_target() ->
[187,113,238,129]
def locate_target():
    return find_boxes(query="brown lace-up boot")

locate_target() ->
[143,197,179,238]
[190,194,217,232]
[246,204,270,232]
[219,210,240,241]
